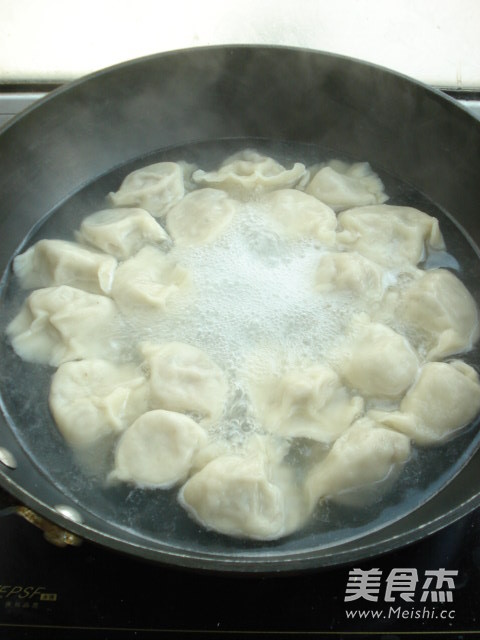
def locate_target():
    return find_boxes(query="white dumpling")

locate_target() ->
[305,417,411,508]
[110,410,207,487]
[314,251,385,300]
[370,360,480,445]
[109,162,194,217]
[249,364,363,443]
[78,207,170,260]
[13,239,117,294]
[261,189,336,245]
[6,285,119,366]
[337,204,445,267]
[335,315,419,398]
[111,246,189,314]
[192,149,306,196]
[49,359,148,448]
[395,269,479,360]
[305,160,388,212]
[179,453,296,540]
[166,188,237,246]
[141,341,228,425]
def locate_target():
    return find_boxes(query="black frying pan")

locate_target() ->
[1,45,480,573]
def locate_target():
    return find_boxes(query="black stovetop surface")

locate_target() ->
[0,506,479,640]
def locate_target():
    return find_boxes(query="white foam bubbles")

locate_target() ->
[151,203,351,371]
[115,199,368,444]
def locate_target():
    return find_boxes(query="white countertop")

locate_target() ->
[1,0,480,87]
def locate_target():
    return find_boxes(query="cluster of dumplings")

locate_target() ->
[6,149,480,541]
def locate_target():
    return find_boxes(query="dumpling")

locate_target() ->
[394,269,479,360]
[6,285,119,366]
[110,410,207,487]
[335,315,419,398]
[166,188,237,246]
[13,239,117,294]
[141,341,228,425]
[249,363,363,443]
[314,251,385,300]
[369,360,480,445]
[179,453,303,540]
[261,189,336,245]
[49,359,148,448]
[337,204,445,268]
[111,246,189,314]
[305,417,411,508]
[305,160,388,212]
[78,207,170,260]
[338,316,420,398]
[109,162,193,217]
[192,149,306,196]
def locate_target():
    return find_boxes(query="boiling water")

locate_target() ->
[123,211,347,365]
[1,138,480,551]
[122,205,360,445]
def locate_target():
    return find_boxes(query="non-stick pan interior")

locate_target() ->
[1,47,480,572]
